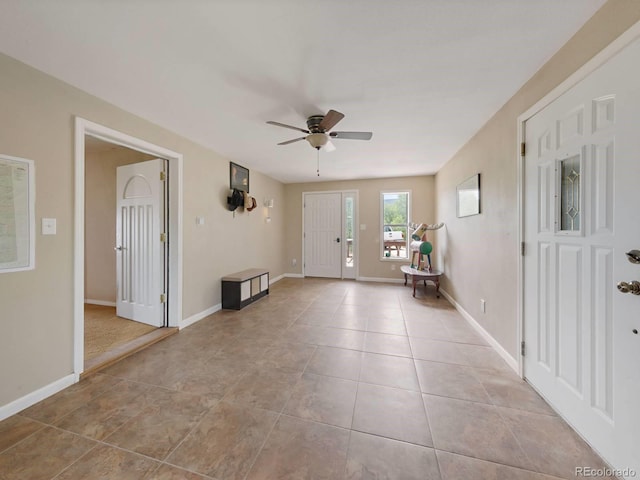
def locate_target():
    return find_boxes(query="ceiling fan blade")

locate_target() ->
[277,137,306,145]
[319,109,345,131]
[329,131,373,140]
[324,140,336,152]
[267,121,309,134]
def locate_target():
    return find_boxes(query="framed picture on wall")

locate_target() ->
[230,162,249,192]
[0,154,35,273]
[456,173,481,218]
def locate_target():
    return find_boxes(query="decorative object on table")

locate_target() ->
[230,162,249,192]
[456,173,480,217]
[409,222,444,271]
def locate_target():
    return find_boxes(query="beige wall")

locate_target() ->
[0,53,287,407]
[284,176,435,280]
[85,145,155,303]
[434,0,640,359]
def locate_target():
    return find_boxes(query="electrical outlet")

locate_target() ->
[480,299,486,313]
[292,258,297,267]
[391,264,396,270]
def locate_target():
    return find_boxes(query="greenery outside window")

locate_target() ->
[381,191,410,259]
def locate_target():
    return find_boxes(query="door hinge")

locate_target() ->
[521,241,525,256]
[160,293,167,304]
[520,142,526,157]
[160,171,167,181]
[160,232,167,243]
[521,340,526,356]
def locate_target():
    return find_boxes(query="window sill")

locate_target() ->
[380,256,409,262]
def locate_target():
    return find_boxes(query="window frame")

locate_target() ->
[380,190,411,261]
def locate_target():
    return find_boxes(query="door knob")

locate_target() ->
[114,245,124,251]
[617,280,640,295]
[626,250,640,264]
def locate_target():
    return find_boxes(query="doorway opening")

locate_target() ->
[83,139,173,374]
[74,118,183,377]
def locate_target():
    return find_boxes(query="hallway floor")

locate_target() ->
[0,278,614,479]
[84,304,157,362]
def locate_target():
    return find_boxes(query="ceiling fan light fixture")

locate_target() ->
[306,133,328,149]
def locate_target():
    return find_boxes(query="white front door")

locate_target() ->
[116,159,167,327]
[304,192,342,278]
[524,36,640,476]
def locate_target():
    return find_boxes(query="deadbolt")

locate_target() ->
[626,250,640,264]
[617,280,640,295]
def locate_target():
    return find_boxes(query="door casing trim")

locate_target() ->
[302,190,359,280]
[74,117,183,375]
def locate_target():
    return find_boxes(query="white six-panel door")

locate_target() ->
[524,36,640,477]
[116,159,166,327]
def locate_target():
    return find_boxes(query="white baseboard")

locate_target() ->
[0,373,78,421]
[270,274,284,284]
[283,273,403,284]
[357,276,404,284]
[182,274,285,330]
[440,288,519,374]
[84,299,116,307]
[180,304,221,329]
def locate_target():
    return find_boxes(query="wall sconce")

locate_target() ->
[264,198,274,223]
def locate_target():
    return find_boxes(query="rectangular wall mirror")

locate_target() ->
[457,173,481,218]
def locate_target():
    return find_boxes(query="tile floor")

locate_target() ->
[0,278,615,479]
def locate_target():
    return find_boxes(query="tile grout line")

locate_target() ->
[0,420,49,457]
[402,304,443,480]
[431,447,568,480]
[160,398,221,467]
[49,442,101,480]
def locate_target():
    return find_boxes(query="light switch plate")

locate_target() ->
[42,218,57,235]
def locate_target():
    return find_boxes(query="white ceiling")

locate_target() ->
[0,0,606,183]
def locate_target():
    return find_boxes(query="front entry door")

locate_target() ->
[115,159,167,327]
[304,192,342,278]
[523,36,640,475]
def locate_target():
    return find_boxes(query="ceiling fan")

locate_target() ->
[266,109,372,152]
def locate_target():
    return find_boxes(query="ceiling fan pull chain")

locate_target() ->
[316,149,320,176]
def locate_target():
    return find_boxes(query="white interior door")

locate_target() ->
[304,192,342,278]
[524,36,640,476]
[116,158,166,327]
